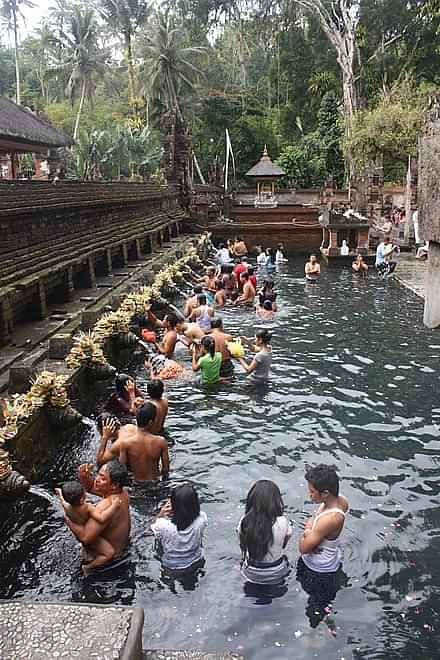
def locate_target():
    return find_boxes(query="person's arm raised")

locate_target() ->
[96,419,120,466]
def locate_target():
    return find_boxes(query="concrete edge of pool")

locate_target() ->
[0,601,244,660]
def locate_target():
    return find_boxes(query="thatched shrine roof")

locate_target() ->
[246,146,285,178]
[0,97,72,153]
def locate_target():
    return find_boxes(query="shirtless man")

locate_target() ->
[64,459,131,570]
[214,280,226,307]
[305,254,321,282]
[175,318,205,349]
[234,237,248,257]
[184,285,203,318]
[97,403,169,481]
[147,379,169,434]
[210,317,234,378]
[234,272,256,305]
[144,309,178,357]
[202,267,217,302]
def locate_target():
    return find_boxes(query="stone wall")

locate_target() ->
[0,182,183,345]
[418,96,440,327]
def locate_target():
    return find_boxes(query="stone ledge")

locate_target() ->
[0,601,144,660]
[144,653,244,660]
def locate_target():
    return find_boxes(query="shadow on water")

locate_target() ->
[1,259,440,658]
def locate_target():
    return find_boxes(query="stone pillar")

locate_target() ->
[66,266,75,301]
[106,248,113,273]
[0,295,13,345]
[423,242,440,328]
[37,279,47,319]
[134,239,142,260]
[87,257,97,289]
[121,243,128,265]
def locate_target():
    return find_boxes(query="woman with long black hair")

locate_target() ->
[192,335,222,385]
[151,484,208,573]
[238,480,291,584]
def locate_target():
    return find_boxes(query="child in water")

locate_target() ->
[238,480,291,584]
[56,481,121,575]
[147,379,169,434]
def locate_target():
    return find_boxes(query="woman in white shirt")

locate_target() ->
[151,484,207,573]
[238,480,291,584]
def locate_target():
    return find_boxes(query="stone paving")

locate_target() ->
[0,602,134,659]
[144,653,244,659]
[394,253,426,299]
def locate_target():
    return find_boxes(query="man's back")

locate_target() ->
[150,398,169,434]
[122,429,168,480]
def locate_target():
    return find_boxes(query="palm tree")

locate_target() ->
[94,0,150,102]
[0,0,34,104]
[53,6,108,140]
[141,13,205,123]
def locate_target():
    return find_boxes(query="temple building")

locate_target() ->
[0,96,71,179]
[246,146,285,208]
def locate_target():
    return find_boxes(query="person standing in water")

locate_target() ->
[297,464,349,627]
[210,317,234,378]
[237,329,272,383]
[238,480,291,584]
[147,379,169,434]
[192,335,222,385]
[151,484,208,573]
[191,294,214,332]
[305,254,321,281]
[352,254,368,275]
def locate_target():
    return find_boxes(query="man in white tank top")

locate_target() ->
[299,464,349,573]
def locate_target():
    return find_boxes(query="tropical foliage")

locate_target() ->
[0,0,438,184]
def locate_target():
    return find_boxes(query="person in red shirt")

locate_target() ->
[234,257,249,289]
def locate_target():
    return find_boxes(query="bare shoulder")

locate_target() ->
[119,423,137,439]
[153,433,168,448]
[338,495,349,512]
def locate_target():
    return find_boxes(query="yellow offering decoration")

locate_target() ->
[227,339,245,359]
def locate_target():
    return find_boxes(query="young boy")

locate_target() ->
[56,481,121,575]
[147,379,169,434]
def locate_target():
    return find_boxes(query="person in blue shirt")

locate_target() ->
[376,235,399,277]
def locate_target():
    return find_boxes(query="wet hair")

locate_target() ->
[210,317,223,329]
[207,266,215,275]
[227,264,234,274]
[241,256,248,262]
[165,314,178,329]
[201,335,216,358]
[239,480,284,561]
[230,290,239,302]
[305,464,339,496]
[215,279,224,290]
[256,329,272,344]
[241,271,249,281]
[262,280,274,291]
[197,293,207,306]
[136,402,156,428]
[171,483,201,531]
[106,459,128,489]
[147,379,164,400]
[97,412,120,432]
[310,254,317,259]
[247,266,255,275]
[263,300,273,311]
[193,285,203,295]
[115,373,132,397]
[62,481,84,506]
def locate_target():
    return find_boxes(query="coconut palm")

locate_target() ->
[0,0,34,104]
[140,13,205,123]
[53,6,108,140]
[94,0,150,102]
